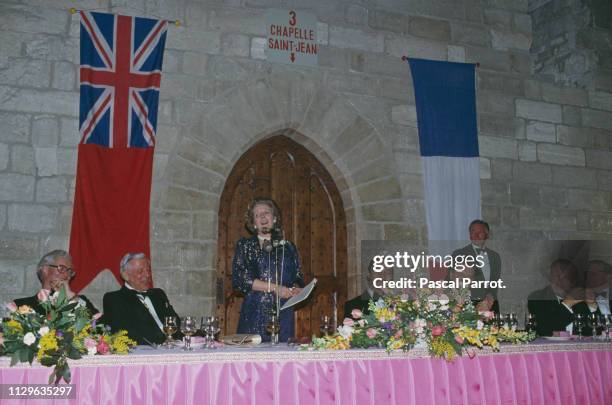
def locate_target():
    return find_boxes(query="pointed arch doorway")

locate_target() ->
[216,134,348,339]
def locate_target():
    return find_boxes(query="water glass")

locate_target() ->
[181,316,197,351]
[163,316,177,349]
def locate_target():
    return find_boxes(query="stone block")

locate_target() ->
[0,4,67,34]
[151,241,215,269]
[484,9,512,29]
[516,99,562,123]
[385,35,447,60]
[502,206,519,227]
[512,161,552,184]
[35,147,58,177]
[185,270,215,296]
[540,186,568,208]
[409,16,451,41]
[588,213,612,234]
[368,9,408,33]
[481,205,500,226]
[25,36,78,61]
[562,105,582,126]
[32,116,59,147]
[0,261,25,293]
[52,61,76,91]
[479,114,522,138]
[478,92,515,116]
[586,149,612,170]
[509,183,540,206]
[8,204,56,232]
[317,22,329,45]
[0,113,29,144]
[537,144,585,166]
[10,145,35,175]
[519,207,576,231]
[180,52,206,76]
[0,143,8,171]
[346,4,368,25]
[176,137,230,176]
[0,58,51,88]
[491,30,531,50]
[466,46,511,72]
[0,203,5,231]
[221,33,250,57]
[0,86,78,116]
[355,158,396,183]
[166,157,225,195]
[479,136,517,159]
[589,90,612,111]
[0,174,35,202]
[582,108,612,131]
[452,22,490,46]
[480,157,491,179]
[360,202,404,222]
[478,72,524,96]
[208,8,267,35]
[166,28,221,53]
[383,224,419,241]
[481,181,509,205]
[356,178,402,203]
[184,1,208,28]
[329,26,384,52]
[540,83,588,107]
[162,49,180,74]
[0,235,38,260]
[567,189,608,211]
[36,177,67,203]
[518,140,537,161]
[379,76,414,102]
[193,211,217,240]
[552,166,597,188]
[152,211,192,240]
[56,147,76,175]
[398,173,424,199]
[491,159,512,180]
[391,105,417,127]
[526,121,556,143]
[250,37,266,60]
[447,45,466,62]
[59,117,80,147]
[597,171,612,191]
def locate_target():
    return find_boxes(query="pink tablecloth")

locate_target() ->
[1,343,611,404]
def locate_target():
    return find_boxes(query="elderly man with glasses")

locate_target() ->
[13,249,100,316]
[103,252,181,345]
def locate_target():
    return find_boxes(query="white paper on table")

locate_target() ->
[280,278,317,310]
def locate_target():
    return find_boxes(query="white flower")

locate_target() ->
[87,346,97,355]
[38,326,50,337]
[476,320,484,330]
[337,325,354,339]
[414,318,427,334]
[438,294,449,306]
[374,298,386,310]
[400,294,410,302]
[23,332,36,346]
[427,302,437,311]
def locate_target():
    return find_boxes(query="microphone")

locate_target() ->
[262,239,273,253]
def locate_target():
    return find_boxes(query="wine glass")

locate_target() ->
[509,313,518,331]
[320,315,331,337]
[606,315,612,341]
[587,313,599,338]
[266,314,280,345]
[181,316,197,351]
[204,316,220,349]
[574,314,584,340]
[493,313,503,329]
[163,316,177,349]
[525,313,537,334]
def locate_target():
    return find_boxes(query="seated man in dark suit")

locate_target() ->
[527,259,590,336]
[450,219,501,313]
[13,249,100,316]
[584,260,612,320]
[103,252,181,345]
[344,259,393,319]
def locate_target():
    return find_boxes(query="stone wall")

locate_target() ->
[0,0,610,317]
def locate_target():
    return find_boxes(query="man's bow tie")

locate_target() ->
[134,289,153,299]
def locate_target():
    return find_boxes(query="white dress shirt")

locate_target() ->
[125,283,164,331]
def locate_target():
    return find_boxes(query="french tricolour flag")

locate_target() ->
[408,58,481,242]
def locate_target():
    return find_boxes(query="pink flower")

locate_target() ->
[92,312,102,320]
[342,317,354,327]
[366,328,378,339]
[0,333,4,346]
[351,309,363,319]
[466,348,476,359]
[37,289,50,303]
[96,339,110,355]
[394,329,403,339]
[84,337,97,355]
[479,311,494,320]
[431,325,445,337]
[455,336,464,344]
[5,302,17,312]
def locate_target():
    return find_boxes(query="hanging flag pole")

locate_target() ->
[69,7,181,26]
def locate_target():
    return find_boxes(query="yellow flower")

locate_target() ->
[109,331,137,354]
[37,330,59,361]
[431,338,456,360]
[374,307,396,323]
[5,320,23,332]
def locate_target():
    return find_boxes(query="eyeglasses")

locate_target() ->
[47,264,75,276]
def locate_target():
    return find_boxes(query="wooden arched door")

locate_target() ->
[216,135,347,339]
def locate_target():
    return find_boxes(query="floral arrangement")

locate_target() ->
[0,287,136,384]
[306,289,535,361]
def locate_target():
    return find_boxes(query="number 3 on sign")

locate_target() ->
[289,10,296,26]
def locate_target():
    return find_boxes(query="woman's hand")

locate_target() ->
[280,286,302,299]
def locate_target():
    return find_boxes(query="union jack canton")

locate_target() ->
[79,11,167,148]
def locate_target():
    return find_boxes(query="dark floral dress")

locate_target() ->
[232,236,304,342]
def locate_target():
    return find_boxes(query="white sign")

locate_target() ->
[266,9,318,67]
